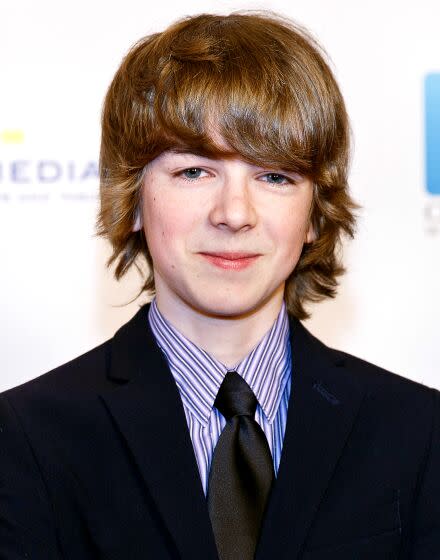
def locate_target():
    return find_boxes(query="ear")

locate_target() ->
[132,210,143,232]
[305,221,316,244]
[304,186,316,244]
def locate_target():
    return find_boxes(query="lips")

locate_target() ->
[199,252,261,270]
[201,252,260,260]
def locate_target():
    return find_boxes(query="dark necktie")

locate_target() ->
[207,371,275,560]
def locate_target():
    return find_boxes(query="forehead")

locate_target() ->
[147,132,243,167]
[143,106,316,178]
[167,127,239,159]
[146,149,252,174]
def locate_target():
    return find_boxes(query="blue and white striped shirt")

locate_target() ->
[148,298,292,495]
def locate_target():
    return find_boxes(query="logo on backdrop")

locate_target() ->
[424,73,440,235]
[0,130,98,203]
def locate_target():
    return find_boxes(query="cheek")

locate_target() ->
[142,197,170,256]
[263,185,313,255]
[272,214,310,259]
[142,194,194,255]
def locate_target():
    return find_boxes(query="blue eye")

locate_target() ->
[181,168,204,180]
[263,173,291,185]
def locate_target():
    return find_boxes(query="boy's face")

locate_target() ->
[137,148,315,319]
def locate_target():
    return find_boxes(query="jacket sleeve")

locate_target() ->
[0,394,60,559]
[410,388,440,558]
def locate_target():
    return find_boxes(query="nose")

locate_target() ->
[208,172,257,232]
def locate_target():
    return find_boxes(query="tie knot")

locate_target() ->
[214,371,258,420]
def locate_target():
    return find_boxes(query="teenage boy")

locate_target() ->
[1,12,439,560]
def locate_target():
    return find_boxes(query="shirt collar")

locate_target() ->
[148,299,291,427]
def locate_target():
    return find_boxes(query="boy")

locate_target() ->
[1,11,439,559]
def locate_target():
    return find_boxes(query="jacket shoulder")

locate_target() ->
[2,305,151,405]
[297,319,438,401]
[333,346,436,396]
[1,339,113,402]
[298,324,439,454]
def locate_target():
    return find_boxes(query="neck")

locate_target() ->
[154,289,285,369]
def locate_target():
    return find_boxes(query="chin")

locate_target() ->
[186,290,269,319]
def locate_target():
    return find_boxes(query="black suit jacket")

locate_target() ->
[1,304,439,559]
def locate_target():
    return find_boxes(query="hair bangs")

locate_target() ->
[146,51,322,178]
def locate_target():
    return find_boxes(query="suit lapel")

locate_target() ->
[99,304,367,560]
[99,305,218,560]
[256,317,367,560]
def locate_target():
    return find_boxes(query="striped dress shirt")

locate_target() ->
[148,298,292,495]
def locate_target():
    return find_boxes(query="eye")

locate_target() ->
[178,167,209,181]
[260,173,293,185]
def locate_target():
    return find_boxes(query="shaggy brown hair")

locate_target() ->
[97,11,358,319]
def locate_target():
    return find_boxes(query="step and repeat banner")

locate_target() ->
[1,0,439,391]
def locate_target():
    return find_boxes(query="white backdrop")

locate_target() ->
[1,0,439,392]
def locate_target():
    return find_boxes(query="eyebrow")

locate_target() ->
[168,148,202,156]
[168,148,219,158]
[165,148,302,174]
[168,146,238,160]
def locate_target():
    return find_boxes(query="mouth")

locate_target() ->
[198,252,261,271]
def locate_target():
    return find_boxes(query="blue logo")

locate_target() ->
[425,73,440,195]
